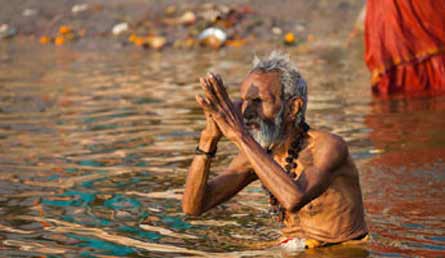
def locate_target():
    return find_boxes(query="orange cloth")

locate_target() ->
[364,0,445,96]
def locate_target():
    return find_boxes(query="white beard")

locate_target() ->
[246,104,285,149]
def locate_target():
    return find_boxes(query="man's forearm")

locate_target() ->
[182,133,219,215]
[236,134,304,211]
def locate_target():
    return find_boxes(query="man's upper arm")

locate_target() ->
[202,152,257,212]
[315,134,348,173]
[291,135,348,211]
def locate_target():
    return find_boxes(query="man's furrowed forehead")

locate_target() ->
[240,71,281,99]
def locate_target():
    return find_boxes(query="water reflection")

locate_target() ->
[363,94,445,257]
[0,42,444,257]
[366,95,445,166]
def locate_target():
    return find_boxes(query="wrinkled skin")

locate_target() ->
[183,71,368,244]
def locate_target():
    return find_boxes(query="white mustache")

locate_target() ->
[243,117,261,126]
[244,105,285,149]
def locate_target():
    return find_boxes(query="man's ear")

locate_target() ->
[289,97,304,119]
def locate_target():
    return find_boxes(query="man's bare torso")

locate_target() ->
[274,130,368,243]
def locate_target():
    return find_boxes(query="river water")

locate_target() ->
[0,40,444,257]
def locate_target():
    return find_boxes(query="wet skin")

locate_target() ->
[182,71,368,243]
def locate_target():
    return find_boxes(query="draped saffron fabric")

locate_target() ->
[365,0,445,96]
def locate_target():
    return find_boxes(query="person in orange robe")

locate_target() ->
[364,0,445,96]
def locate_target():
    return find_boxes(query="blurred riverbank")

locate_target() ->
[1,0,364,51]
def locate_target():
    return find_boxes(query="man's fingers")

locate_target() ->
[208,73,227,105]
[201,73,238,123]
[199,77,209,100]
[197,94,219,112]
[215,73,223,85]
[196,94,209,109]
[208,73,237,119]
[213,73,225,91]
[195,94,203,105]
[207,73,229,104]
[209,72,223,90]
[200,77,214,101]
[196,95,225,125]
[204,77,220,104]
[209,73,231,105]
[199,77,207,92]
[202,73,227,106]
[209,72,222,86]
[207,73,243,124]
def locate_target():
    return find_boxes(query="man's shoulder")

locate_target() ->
[309,129,348,152]
[308,129,349,170]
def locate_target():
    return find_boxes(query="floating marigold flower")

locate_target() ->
[39,36,51,44]
[134,37,145,46]
[226,38,247,47]
[59,25,72,35]
[128,34,137,43]
[54,36,65,46]
[284,32,296,45]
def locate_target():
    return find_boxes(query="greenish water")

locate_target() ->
[0,41,444,257]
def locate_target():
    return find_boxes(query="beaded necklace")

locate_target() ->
[262,122,310,222]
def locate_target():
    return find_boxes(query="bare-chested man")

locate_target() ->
[182,52,368,252]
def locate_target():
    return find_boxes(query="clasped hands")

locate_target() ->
[196,73,246,145]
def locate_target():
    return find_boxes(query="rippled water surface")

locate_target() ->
[0,42,444,257]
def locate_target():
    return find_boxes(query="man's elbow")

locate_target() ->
[281,195,305,212]
[281,198,299,212]
[182,202,203,216]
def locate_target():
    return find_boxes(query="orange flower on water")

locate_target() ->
[55,36,65,46]
[39,36,51,44]
[128,34,137,43]
[59,25,72,35]
[134,37,145,46]
[284,32,296,45]
[226,39,247,47]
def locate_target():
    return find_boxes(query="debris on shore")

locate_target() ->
[5,2,320,50]
[0,24,16,39]
[39,25,84,46]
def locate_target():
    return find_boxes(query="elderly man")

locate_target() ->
[182,52,368,251]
